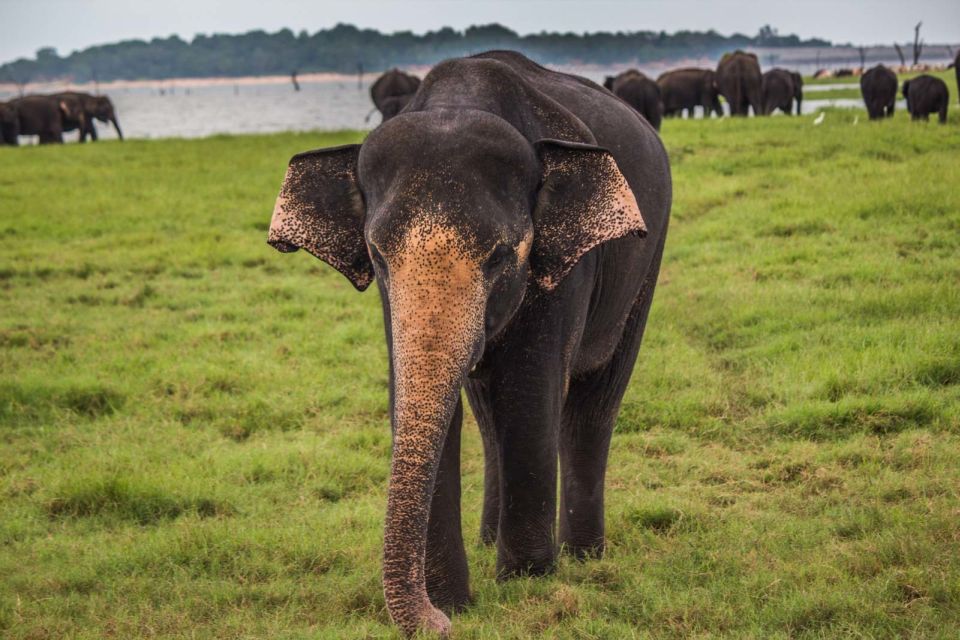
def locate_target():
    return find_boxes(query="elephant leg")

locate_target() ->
[559,239,663,559]
[464,379,499,545]
[89,124,99,141]
[470,336,565,579]
[424,397,471,613]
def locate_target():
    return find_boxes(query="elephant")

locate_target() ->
[860,65,898,119]
[716,50,763,116]
[903,75,949,123]
[8,94,85,144]
[52,92,123,141]
[655,68,723,118]
[267,50,671,638]
[369,69,421,122]
[604,69,663,130]
[761,68,801,115]
[0,101,19,145]
[955,51,959,106]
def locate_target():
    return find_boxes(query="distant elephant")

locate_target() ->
[52,92,123,141]
[955,51,959,106]
[716,50,763,116]
[656,68,722,117]
[903,75,949,124]
[860,65,898,119]
[0,101,19,145]
[268,50,671,638]
[9,95,85,144]
[604,69,663,130]
[370,69,421,122]
[761,69,802,115]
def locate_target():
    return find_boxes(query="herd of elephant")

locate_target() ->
[371,50,957,131]
[0,92,123,145]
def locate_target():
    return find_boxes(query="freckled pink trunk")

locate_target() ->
[382,297,482,637]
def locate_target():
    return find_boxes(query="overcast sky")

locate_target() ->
[2,0,958,64]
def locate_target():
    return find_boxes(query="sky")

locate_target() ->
[1,0,959,64]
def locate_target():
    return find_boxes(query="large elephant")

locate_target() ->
[903,75,949,124]
[268,50,671,637]
[656,68,722,117]
[860,65,898,119]
[761,68,801,115]
[604,69,663,130]
[52,92,123,141]
[9,95,85,144]
[369,69,421,122]
[0,101,18,145]
[716,50,763,116]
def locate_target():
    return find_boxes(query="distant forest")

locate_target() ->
[0,23,831,83]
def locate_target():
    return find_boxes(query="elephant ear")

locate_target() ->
[531,139,647,291]
[268,144,373,291]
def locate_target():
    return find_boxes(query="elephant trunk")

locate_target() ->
[381,230,486,637]
[111,115,123,140]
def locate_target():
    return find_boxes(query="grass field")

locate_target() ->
[2,107,960,639]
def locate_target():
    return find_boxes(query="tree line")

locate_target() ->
[1,23,831,83]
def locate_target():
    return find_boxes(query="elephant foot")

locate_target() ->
[479,522,497,546]
[426,573,472,614]
[495,547,557,581]
[561,538,605,561]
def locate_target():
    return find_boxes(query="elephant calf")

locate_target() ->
[903,75,949,124]
[656,68,723,118]
[860,65,898,120]
[604,69,663,130]
[268,50,671,637]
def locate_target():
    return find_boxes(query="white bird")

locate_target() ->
[813,112,826,126]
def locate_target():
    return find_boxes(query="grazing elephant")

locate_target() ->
[268,50,671,638]
[370,69,421,122]
[761,68,801,115]
[0,101,19,145]
[604,69,663,130]
[860,65,898,119]
[656,68,722,117]
[9,95,85,144]
[716,50,763,116]
[903,75,949,123]
[52,92,123,141]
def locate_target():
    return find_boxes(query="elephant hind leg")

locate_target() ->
[425,397,471,613]
[559,238,665,559]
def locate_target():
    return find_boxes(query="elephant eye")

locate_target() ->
[483,244,513,278]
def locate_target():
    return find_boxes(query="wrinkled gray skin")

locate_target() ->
[52,92,123,141]
[761,68,801,115]
[716,50,763,116]
[0,101,19,145]
[603,70,663,130]
[370,69,421,122]
[268,50,671,637]
[9,94,85,144]
[860,65,898,120]
[903,75,949,124]
[656,68,723,118]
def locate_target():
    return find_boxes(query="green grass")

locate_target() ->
[1,110,959,638]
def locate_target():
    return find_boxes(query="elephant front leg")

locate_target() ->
[491,378,564,579]
[424,397,471,612]
[464,380,500,545]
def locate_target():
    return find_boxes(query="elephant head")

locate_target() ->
[88,96,123,139]
[267,111,646,637]
[58,99,86,130]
